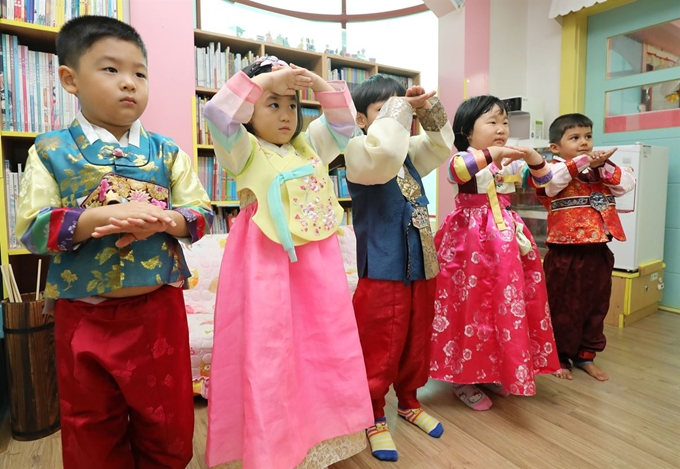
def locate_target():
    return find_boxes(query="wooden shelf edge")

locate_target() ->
[1,131,40,139]
[8,248,31,255]
[212,200,239,207]
[196,86,218,95]
[196,144,214,150]
[0,18,59,34]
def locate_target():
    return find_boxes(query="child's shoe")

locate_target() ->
[452,383,493,410]
[366,419,398,462]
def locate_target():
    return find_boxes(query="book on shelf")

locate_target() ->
[326,61,370,93]
[195,44,259,90]
[3,159,21,249]
[211,206,239,234]
[0,0,117,28]
[197,155,237,202]
[300,107,320,131]
[329,166,349,198]
[380,73,413,90]
[0,33,79,132]
[194,42,314,100]
[340,207,351,226]
[196,95,213,145]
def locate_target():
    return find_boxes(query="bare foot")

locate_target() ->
[552,368,573,380]
[578,363,609,381]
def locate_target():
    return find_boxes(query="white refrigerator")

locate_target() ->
[593,144,669,271]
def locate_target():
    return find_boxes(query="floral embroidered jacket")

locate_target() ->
[537,155,635,244]
[16,119,213,299]
[203,71,356,261]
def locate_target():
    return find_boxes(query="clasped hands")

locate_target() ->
[91,202,177,248]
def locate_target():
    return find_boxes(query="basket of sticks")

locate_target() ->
[1,261,60,441]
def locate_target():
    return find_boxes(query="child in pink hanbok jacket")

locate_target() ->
[430,95,561,411]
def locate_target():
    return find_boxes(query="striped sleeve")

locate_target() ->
[204,71,261,175]
[169,150,214,243]
[521,160,553,188]
[306,81,357,164]
[448,150,489,185]
[16,145,85,254]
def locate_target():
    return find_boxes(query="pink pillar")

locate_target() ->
[425,0,491,220]
[130,2,195,154]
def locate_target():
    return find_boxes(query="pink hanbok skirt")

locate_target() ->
[429,193,560,395]
[206,203,372,469]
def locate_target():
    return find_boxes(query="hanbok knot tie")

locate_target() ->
[112,148,125,158]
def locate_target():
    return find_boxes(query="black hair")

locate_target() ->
[241,61,303,140]
[351,74,407,115]
[452,95,508,152]
[548,113,593,144]
[56,16,147,69]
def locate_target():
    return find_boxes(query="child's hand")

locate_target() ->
[404,86,436,110]
[289,64,334,92]
[487,146,525,165]
[93,218,173,248]
[90,202,176,247]
[588,147,617,168]
[261,66,313,95]
[509,147,544,166]
[93,201,174,227]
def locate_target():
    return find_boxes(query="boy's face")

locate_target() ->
[551,126,593,160]
[250,91,298,145]
[59,37,149,140]
[356,97,392,132]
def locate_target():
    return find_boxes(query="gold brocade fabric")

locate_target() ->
[224,431,366,469]
[416,98,448,132]
[375,96,413,132]
[396,166,440,280]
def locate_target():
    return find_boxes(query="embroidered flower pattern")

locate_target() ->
[430,193,560,396]
[293,159,338,235]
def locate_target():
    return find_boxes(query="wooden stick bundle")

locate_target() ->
[1,263,22,303]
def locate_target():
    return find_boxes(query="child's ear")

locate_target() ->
[356,112,367,130]
[549,143,560,154]
[58,65,78,96]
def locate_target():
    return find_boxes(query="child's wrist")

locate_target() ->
[528,159,546,170]
[482,148,493,165]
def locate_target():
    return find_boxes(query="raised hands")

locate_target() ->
[404,86,436,110]
[289,63,335,92]
[587,147,617,168]
[254,65,313,96]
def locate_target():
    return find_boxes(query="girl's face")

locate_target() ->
[468,104,509,149]
[250,90,298,145]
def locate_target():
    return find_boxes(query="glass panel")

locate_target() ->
[607,19,680,79]
[346,11,437,87]
[201,0,342,52]
[604,79,680,132]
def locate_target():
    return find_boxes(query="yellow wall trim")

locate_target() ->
[559,0,637,114]
[658,305,680,315]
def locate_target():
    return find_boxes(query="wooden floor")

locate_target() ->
[1,312,679,469]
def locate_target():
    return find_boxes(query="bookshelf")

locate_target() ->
[0,3,123,294]
[0,1,124,453]
[191,28,420,230]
